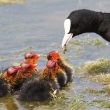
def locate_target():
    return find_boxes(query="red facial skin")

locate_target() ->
[21,62,36,71]
[46,60,56,69]
[1,66,20,84]
[47,51,60,61]
[7,66,20,75]
[42,51,61,80]
[1,52,40,85]
[24,52,40,64]
[14,62,36,79]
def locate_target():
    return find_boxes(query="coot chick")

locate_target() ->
[0,52,40,94]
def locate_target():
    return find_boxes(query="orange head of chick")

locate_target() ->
[16,61,37,79]
[46,51,61,69]
[24,52,40,64]
[7,66,20,77]
[42,51,61,80]
[1,66,20,84]
[47,51,60,61]
[21,61,36,71]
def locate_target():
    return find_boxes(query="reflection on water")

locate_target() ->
[0,0,110,110]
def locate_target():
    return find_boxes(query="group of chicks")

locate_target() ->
[0,50,73,101]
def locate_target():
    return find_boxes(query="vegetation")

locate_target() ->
[83,88,105,95]
[82,58,110,75]
[92,99,110,108]
[71,38,103,47]
[67,95,86,110]
[91,74,110,84]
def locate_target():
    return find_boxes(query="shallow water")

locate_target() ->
[0,0,110,110]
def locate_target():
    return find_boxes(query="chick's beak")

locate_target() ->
[62,33,73,48]
[46,60,56,68]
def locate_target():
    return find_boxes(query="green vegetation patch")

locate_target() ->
[92,99,110,108]
[82,58,110,75]
[68,101,86,110]
[71,38,103,47]
[83,88,105,95]
[67,95,86,110]
[90,74,110,84]
[102,86,110,96]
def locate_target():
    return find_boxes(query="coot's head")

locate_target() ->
[62,9,97,48]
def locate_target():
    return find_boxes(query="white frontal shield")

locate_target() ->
[62,19,73,48]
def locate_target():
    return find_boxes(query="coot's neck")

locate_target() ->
[96,12,110,41]
[95,12,104,34]
[88,12,104,33]
[82,12,106,39]
[74,12,104,36]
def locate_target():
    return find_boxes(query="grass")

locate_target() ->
[90,74,110,84]
[92,99,110,108]
[102,86,110,96]
[83,86,110,106]
[83,88,105,95]
[82,58,110,75]
[67,95,86,110]
[93,39,103,47]
[68,101,85,110]
[76,58,110,86]
[71,38,103,47]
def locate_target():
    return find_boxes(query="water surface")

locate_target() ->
[0,0,110,110]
